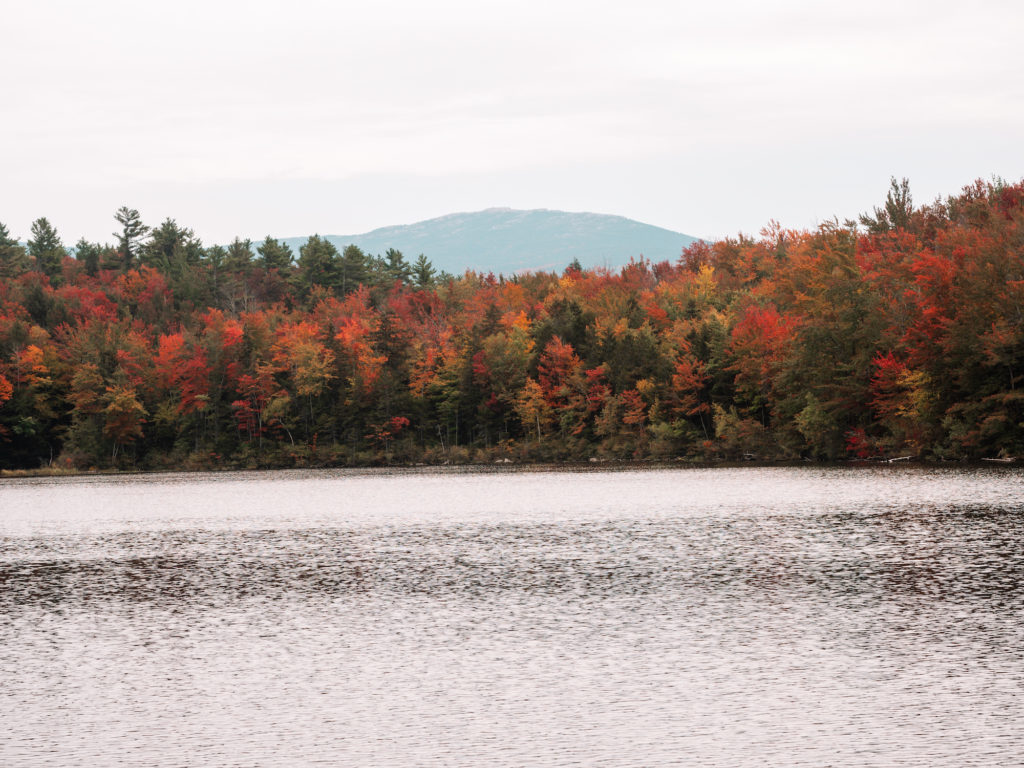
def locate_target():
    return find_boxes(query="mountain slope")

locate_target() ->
[281,208,698,275]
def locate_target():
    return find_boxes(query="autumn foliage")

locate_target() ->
[2,178,1024,470]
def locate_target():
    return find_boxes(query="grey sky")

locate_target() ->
[3,0,1022,246]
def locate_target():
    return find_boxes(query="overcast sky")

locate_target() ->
[3,0,1022,246]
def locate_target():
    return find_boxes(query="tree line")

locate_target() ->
[1,178,1022,470]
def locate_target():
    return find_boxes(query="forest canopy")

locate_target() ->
[2,178,1023,470]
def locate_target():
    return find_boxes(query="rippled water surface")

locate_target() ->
[2,465,1023,766]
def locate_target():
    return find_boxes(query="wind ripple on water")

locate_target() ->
[1,468,1023,767]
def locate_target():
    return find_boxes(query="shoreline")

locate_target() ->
[0,454,1006,481]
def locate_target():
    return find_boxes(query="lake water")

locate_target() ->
[1,465,1022,766]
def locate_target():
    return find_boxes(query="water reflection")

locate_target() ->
[2,467,1023,767]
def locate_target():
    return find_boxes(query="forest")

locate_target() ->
[1,178,1023,471]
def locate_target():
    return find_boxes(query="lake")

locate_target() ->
[2,465,1022,766]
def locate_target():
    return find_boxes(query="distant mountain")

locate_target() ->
[280,208,699,275]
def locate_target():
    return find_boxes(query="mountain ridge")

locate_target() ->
[280,208,699,275]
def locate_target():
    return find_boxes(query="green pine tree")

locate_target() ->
[225,238,254,275]
[113,206,150,270]
[27,217,66,282]
[74,238,106,277]
[339,244,369,294]
[412,253,435,289]
[384,248,413,284]
[297,235,341,294]
[0,222,30,278]
[257,236,294,272]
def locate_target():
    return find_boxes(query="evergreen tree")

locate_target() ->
[257,236,293,271]
[142,219,205,307]
[0,222,29,278]
[219,238,255,312]
[142,219,203,271]
[383,248,413,284]
[225,238,254,275]
[113,206,149,270]
[339,244,369,294]
[205,244,227,296]
[859,177,913,233]
[27,217,66,282]
[74,238,103,277]
[297,235,341,293]
[413,253,436,289]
